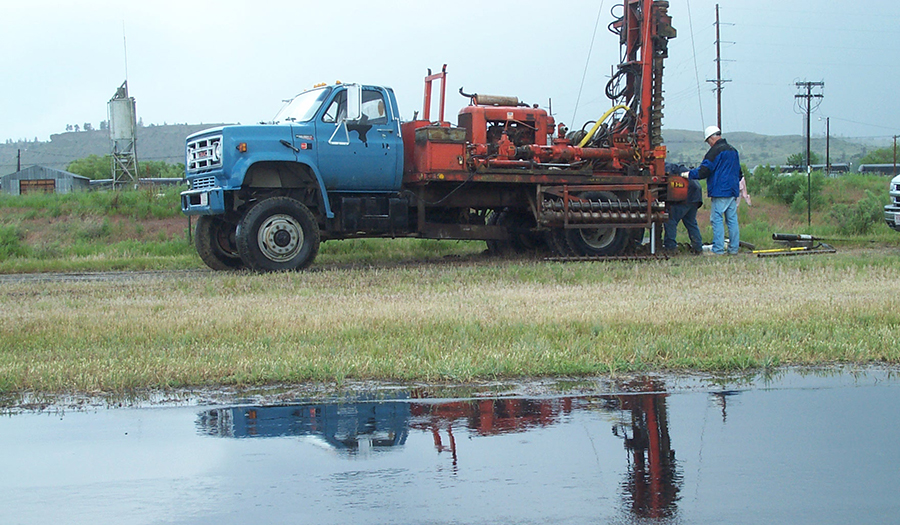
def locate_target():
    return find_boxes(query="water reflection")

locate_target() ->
[7,370,896,524]
[196,380,682,520]
[197,399,410,453]
[613,380,680,519]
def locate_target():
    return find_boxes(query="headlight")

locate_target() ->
[212,141,222,162]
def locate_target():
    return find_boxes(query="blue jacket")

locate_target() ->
[688,138,741,198]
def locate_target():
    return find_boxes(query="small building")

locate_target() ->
[1,165,91,195]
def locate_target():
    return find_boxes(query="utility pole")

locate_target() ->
[795,81,824,227]
[825,117,830,177]
[706,4,731,130]
[17,149,21,172]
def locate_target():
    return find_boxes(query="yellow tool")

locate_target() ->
[753,233,837,257]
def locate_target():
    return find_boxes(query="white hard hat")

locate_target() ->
[704,125,721,141]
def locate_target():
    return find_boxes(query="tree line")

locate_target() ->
[785,147,897,167]
[66,154,184,180]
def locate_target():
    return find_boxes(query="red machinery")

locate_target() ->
[401,0,681,257]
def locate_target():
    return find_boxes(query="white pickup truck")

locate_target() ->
[885,174,900,231]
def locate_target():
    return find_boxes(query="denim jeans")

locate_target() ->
[664,202,702,252]
[710,197,739,254]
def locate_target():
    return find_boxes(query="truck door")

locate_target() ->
[315,86,403,192]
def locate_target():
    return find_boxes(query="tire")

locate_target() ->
[546,227,575,257]
[486,208,546,256]
[627,228,646,253]
[564,191,629,256]
[195,215,243,271]
[236,197,320,272]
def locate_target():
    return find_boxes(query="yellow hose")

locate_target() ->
[577,104,630,148]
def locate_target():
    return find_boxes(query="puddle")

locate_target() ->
[2,368,898,524]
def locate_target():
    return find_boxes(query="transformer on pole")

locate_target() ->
[108,81,139,190]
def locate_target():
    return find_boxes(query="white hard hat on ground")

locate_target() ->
[704,125,721,141]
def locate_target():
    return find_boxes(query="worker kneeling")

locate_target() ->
[664,162,703,254]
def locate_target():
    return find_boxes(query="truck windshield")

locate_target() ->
[273,87,331,124]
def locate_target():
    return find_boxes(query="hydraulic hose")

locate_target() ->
[577,104,630,148]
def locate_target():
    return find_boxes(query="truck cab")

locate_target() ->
[181,83,406,271]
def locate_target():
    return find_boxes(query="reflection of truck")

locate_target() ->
[198,401,410,454]
[181,0,681,271]
[884,174,900,232]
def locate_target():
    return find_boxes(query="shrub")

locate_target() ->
[0,224,29,259]
[747,165,777,195]
[75,218,112,241]
[828,190,888,235]
[749,167,826,209]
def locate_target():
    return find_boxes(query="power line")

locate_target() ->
[572,1,606,127]
[685,0,706,127]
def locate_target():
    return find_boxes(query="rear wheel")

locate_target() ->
[486,208,546,256]
[564,191,630,256]
[546,227,575,257]
[195,215,243,271]
[236,197,320,272]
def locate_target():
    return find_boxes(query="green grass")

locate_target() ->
[1,179,899,398]
[0,187,195,273]
[0,185,185,220]
[1,175,896,272]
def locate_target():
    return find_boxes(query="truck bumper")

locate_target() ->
[181,188,226,216]
[884,206,900,232]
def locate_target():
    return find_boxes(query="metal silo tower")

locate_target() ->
[108,81,139,189]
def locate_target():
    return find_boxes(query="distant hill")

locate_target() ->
[0,123,887,176]
[662,129,882,170]
[0,124,231,175]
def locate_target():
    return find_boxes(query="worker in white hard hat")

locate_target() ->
[681,125,742,255]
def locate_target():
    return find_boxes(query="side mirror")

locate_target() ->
[345,84,362,122]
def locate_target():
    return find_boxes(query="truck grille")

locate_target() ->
[187,135,223,173]
[191,176,217,191]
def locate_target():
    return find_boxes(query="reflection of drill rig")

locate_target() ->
[409,397,575,471]
[610,381,680,519]
[404,0,681,257]
[411,385,680,520]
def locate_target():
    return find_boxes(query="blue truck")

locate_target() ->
[181,83,410,271]
[180,1,680,271]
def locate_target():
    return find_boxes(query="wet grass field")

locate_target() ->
[2,248,899,398]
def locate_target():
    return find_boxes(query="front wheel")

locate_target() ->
[236,197,320,272]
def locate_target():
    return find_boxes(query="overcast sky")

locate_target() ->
[2,0,898,143]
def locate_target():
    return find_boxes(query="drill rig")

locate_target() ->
[402,0,680,258]
[182,0,681,271]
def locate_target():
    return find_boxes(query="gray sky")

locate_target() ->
[3,0,898,143]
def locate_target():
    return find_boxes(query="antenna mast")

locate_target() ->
[123,22,129,81]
